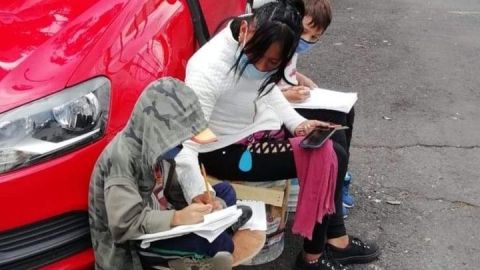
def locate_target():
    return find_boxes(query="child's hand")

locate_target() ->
[192,191,223,210]
[282,86,311,103]
[171,203,212,226]
[211,198,224,210]
[296,72,318,89]
[300,77,318,89]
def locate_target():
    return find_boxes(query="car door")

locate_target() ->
[190,0,247,44]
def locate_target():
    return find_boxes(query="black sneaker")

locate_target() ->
[229,205,253,233]
[327,237,380,265]
[294,252,349,270]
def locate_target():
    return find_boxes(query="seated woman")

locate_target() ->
[89,78,235,270]
[174,1,380,270]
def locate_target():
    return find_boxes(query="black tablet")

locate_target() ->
[300,126,349,149]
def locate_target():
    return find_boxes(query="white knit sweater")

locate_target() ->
[175,25,306,202]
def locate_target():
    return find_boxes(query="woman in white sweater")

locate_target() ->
[175,1,379,269]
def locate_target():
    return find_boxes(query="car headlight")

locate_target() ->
[0,77,111,174]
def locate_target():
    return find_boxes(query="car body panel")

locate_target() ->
[199,0,247,35]
[0,0,127,113]
[68,0,196,135]
[0,138,109,231]
[38,249,93,270]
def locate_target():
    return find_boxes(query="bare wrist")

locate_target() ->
[171,211,180,226]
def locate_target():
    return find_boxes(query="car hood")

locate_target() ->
[0,0,126,113]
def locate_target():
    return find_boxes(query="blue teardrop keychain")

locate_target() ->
[238,148,253,172]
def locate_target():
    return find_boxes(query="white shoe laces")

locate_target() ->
[320,257,348,270]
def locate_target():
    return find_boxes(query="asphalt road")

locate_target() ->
[238,0,480,269]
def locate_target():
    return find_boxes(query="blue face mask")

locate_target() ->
[239,53,276,80]
[237,25,277,81]
[296,38,317,54]
[161,145,183,160]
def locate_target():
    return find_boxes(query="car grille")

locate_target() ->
[0,212,91,270]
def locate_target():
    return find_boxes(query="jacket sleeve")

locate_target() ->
[267,85,306,134]
[174,145,214,203]
[104,178,175,243]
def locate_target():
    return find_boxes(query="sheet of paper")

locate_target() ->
[203,205,239,223]
[194,210,242,242]
[290,88,358,113]
[237,200,267,231]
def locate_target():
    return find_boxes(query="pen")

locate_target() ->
[200,164,212,204]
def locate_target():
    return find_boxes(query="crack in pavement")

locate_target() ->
[356,184,480,208]
[352,143,480,150]
[423,197,480,208]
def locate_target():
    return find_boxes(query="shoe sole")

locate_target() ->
[168,252,233,270]
[335,249,381,265]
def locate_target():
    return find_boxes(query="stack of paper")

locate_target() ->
[291,88,358,113]
[137,205,242,248]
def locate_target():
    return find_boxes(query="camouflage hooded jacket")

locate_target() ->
[88,78,208,269]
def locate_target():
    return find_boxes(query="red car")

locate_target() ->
[0,0,248,269]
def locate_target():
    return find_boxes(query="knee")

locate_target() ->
[348,107,355,121]
[210,232,234,255]
[213,182,237,206]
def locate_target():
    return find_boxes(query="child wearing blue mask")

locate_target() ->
[278,0,357,219]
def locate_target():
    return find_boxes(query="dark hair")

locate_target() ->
[231,0,305,96]
[304,0,332,30]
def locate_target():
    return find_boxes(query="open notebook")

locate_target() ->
[137,201,267,248]
[137,205,242,248]
[291,88,358,113]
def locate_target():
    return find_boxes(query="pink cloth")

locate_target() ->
[289,137,338,240]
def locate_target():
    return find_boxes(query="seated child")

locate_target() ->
[278,0,356,216]
[89,78,239,270]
